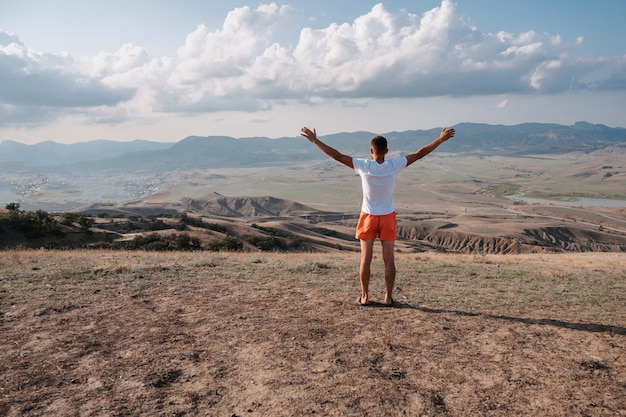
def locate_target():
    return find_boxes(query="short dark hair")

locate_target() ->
[371,135,387,154]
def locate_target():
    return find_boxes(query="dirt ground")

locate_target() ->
[1,250,625,416]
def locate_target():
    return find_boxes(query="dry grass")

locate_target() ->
[1,250,625,416]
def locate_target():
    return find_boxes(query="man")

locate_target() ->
[300,126,456,306]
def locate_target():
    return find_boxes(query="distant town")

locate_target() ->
[1,172,170,208]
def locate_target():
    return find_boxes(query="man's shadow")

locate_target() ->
[378,301,626,335]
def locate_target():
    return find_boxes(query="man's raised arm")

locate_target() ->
[405,127,455,167]
[301,127,354,169]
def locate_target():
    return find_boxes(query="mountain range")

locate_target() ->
[1,121,625,173]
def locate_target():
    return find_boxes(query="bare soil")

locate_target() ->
[1,250,625,416]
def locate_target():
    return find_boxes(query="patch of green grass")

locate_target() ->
[16,281,41,292]
[481,183,521,198]
[0,286,11,308]
[391,255,625,324]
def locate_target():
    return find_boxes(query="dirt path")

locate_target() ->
[1,251,625,416]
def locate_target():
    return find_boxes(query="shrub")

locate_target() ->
[78,215,95,231]
[246,236,278,251]
[180,213,228,233]
[209,236,243,251]
[145,241,169,251]
[59,212,80,226]
[0,207,63,238]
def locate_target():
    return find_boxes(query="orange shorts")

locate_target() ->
[356,212,397,241]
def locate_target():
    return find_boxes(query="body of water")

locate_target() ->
[507,195,626,208]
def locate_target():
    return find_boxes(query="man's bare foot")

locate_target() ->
[358,295,369,306]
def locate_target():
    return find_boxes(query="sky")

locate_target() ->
[1,0,625,144]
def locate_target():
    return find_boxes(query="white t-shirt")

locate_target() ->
[352,157,407,215]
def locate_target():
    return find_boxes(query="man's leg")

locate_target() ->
[381,240,396,305]
[359,239,375,305]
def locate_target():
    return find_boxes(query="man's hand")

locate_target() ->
[405,127,456,166]
[300,126,353,168]
[300,127,317,143]
[437,127,456,143]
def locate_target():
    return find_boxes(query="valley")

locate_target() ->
[2,149,625,254]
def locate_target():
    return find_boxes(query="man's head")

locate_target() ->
[370,135,388,161]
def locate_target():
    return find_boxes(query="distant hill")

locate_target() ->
[4,194,625,253]
[0,139,171,171]
[179,193,320,217]
[2,122,625,173]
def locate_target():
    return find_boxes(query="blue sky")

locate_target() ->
[1,0,625,144]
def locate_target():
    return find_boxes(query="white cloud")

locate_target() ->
[92,43,150,78]
[1,0,624,130]
[0,31,135,126]
[170,4,294,84]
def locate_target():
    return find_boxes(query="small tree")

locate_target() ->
[78,215,95,231]
[59,212,80,226]
[5,203,20,211]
